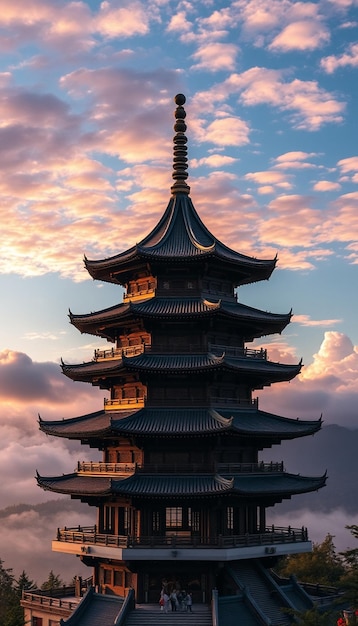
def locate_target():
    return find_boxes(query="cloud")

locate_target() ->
[321,42,358,73]
[205,67,346,131]
[0,501,95,582]
[269,20,330,51]
[273,151,320,170]
[191,42,239,71]
[293,314,342,327]
[258,331,358,428]
[313,180,341,192]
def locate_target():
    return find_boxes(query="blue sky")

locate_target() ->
[0,0,357,578]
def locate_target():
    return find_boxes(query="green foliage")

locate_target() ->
[15,571,37,595]
[286,606,337,625]
[338,525,358,608]
[40,570,63,591]
[0,559,24,626]
[276,534,345,585]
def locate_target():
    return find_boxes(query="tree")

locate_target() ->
[40,570,63,591]
[285,606,337,625]
[339,526,358,609]
[276,534,345,586]
[0,558,24,626]
[15,571,37,595]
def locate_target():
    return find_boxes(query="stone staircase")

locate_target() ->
[64,594,123,626]
[124,603,212,626]
[229,561,292,625]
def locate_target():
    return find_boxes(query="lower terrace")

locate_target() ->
[52,525,311,562]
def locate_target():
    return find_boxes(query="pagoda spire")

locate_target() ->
[171,93,190,196]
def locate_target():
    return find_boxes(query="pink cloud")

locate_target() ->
[258,332,358,428]
[313,180,341,192]
[213,68,346,130]
[321,42,358,73]
[269,20,330,51]
[191,42,239,71]
[96,1,153,39]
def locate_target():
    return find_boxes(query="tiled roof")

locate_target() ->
[36,472,112,496]
[231,473,326,495]
[39,407,321,440]
[36,470,326,498]
[69,297,291,338]
[61,352,301,383]
[84,194,276,286]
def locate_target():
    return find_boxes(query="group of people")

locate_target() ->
[159,588,193,613]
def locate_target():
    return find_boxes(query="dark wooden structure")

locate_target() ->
[37,94,325,604]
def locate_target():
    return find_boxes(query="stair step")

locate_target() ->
[125,604,212,626]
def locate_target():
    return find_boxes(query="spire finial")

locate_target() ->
[171,93,190,195]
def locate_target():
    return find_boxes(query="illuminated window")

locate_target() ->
[227,506,234,530]
[166,507,182,528]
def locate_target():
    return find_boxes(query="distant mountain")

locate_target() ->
[262,424,358,514]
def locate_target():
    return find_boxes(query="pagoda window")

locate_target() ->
[227,507,234,531]
[152,511,160,533]
[104,504,115,533]
[104,569,112,585]
[114,570,124,587]
[188,508,200,533]
[118,507,130,534]
[166,507,183,529]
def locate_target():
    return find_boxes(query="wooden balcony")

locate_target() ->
[104,397,146,411]
[135,462,284,474]
[94,343,267,360]
[21,589,80,619]
[94,344,148,361]
[77,461,137,475]
[55,525,309,550]
[210,397,258,408]
[209,344,267,359]
[123,288,155,302]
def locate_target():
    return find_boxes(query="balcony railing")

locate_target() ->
[21,591,79,613]
[123,288,155,302]
[209,344,267,359]
[55,525,309,549]
[77,461,137,475]
[94,344,148,360]
[210,397,258,408]
[104,397,146,411]
[94,343,267,360]
[133,462,284,474]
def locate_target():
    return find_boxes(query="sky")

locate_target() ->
[0,0,358,580]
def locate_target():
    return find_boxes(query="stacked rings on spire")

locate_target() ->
[171,94,190,195]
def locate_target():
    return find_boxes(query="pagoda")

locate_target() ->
[37,94,325,614]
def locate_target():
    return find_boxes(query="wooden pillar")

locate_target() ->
[259,505,266,532]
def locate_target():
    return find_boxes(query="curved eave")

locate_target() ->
[36,471,112,496]
[61,353,301,384]
[231,472,327,497]
[38,408,321,440]
[69,298,291,338]
[35,470,326,499]
[124,353,302,382]
[84,194,276,286]
[38,410,114,439]
[69,302,131,335]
